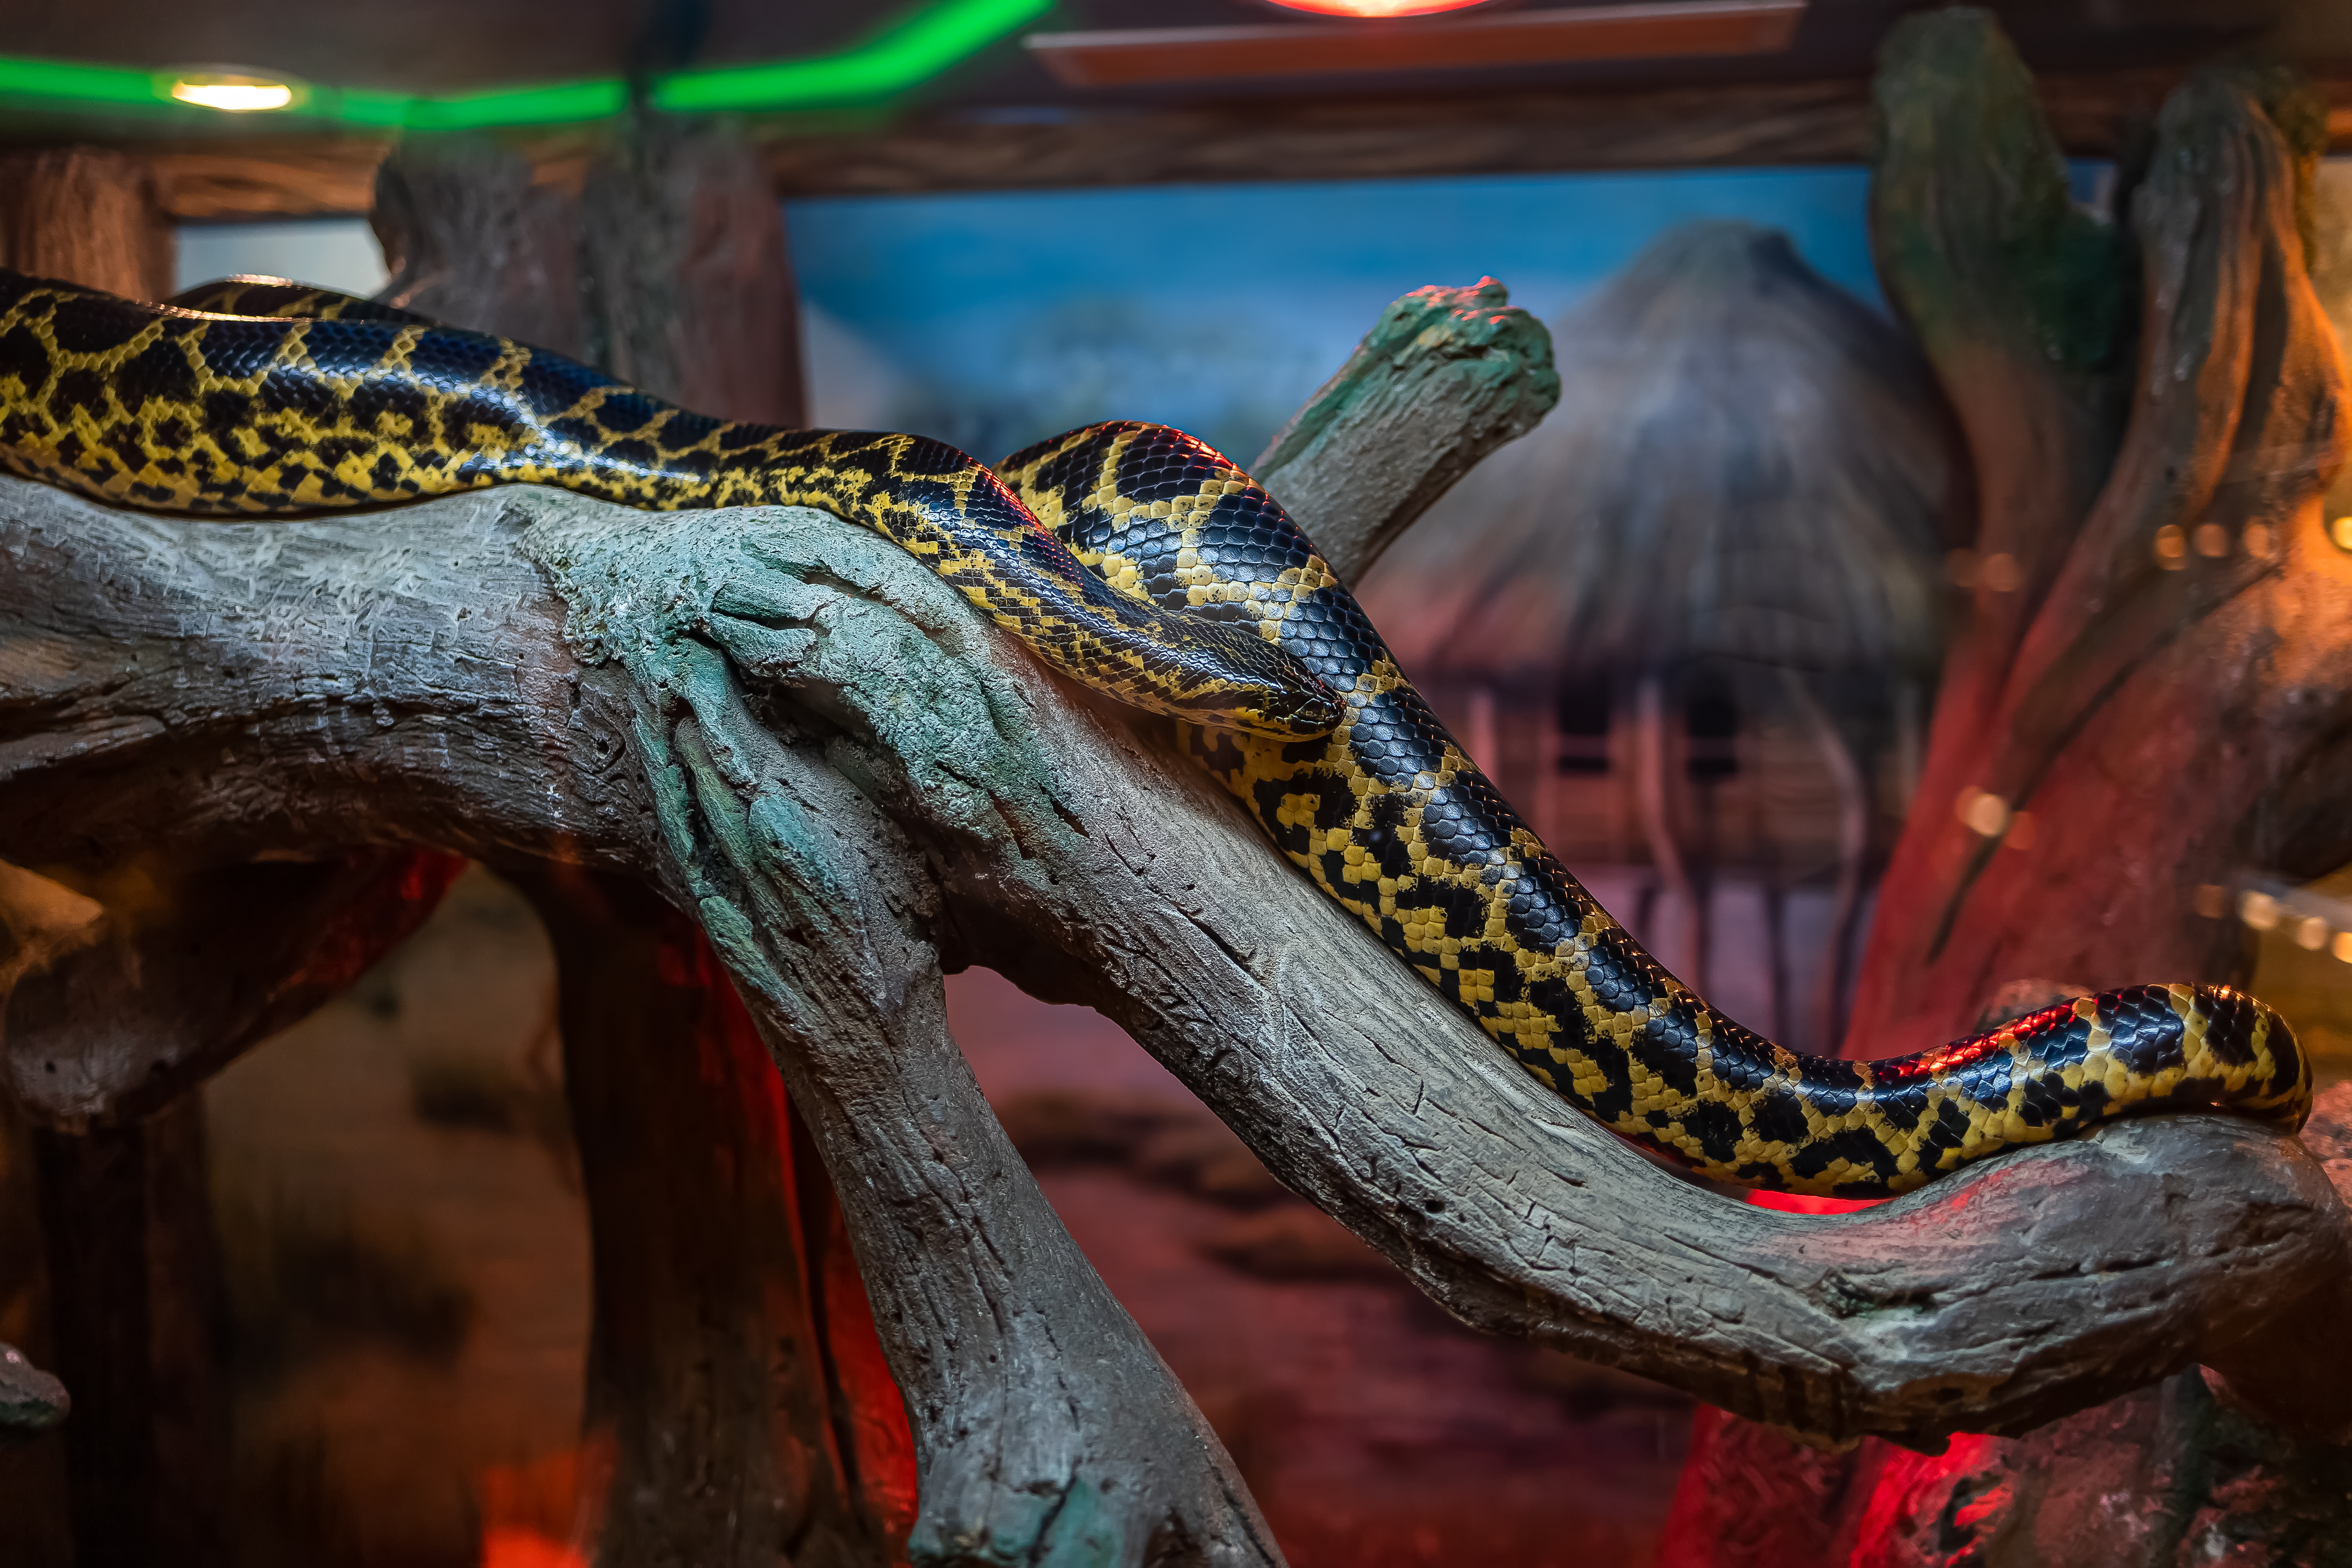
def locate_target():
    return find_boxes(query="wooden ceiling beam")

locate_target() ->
[135,71,2352,221]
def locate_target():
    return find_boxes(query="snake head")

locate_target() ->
[1233,666,1345,740]
[1129,617,1343,740]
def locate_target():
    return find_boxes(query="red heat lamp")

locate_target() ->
[1262,0,1495,15]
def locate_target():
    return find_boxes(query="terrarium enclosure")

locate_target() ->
[1,3,2350,1567]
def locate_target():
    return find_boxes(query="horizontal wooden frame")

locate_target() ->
[1023,1,1807,89]
[141,71,2352,222]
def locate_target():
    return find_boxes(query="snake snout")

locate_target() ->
[1246,674,1344,740]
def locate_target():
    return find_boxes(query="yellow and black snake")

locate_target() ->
[0,267,2311,1196]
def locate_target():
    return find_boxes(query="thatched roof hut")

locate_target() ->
[1356,220,1963,1044]
[1362,219,1958,689]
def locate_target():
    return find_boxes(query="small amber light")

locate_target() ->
[1955,787,2009,838]
[2332,515,2352,552]
[169,73,296,112]
[2154,524,2187,568]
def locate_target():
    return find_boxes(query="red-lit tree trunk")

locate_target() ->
[1663,16,2352,1563]
[515,870,915,1565]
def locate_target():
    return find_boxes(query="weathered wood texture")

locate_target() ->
[1849,25,2352,1064]
[515,868,913,1568]
[375,124,805,426]
[130,72,2352,220]
[29,1101,227,1566]
[0,146,475,1567]
[6,89,2348,1557]
[372,133,588,358]
[578,120,806,428]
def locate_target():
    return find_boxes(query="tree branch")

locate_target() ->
[1254,278,1558,583]
[5,476,2344,1502]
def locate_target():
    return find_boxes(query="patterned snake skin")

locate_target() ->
[0,267,2311,1196]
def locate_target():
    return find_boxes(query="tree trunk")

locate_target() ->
[0,147,471,1566]
[516,868,912,1567]
[30,1100,226,1567]
[1665,15,2352,1562]
[0,148,174,302]
[579,116,806,428]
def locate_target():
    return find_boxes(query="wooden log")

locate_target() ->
[1848,43,2352,1062]
[1666,26,2352,1565]
[29,1100,228,1566]
[370,132,587,358]
[3,852,461,1566]
[128,72,2352,220]
[2,471,2344,1472]
[513,868,908,1566]
[1864,9,2128,768]
[0,149,468,1565]
[371,120,804,425]
[4,224,2345,1563]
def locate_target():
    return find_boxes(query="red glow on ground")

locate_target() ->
[479,1530,589,1568]
[477,1440,608,1568]
[1264,0,1492,15]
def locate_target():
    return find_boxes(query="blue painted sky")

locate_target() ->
[789,166,1884,459]
[173,165,1901,462]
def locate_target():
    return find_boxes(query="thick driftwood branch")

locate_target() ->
[4,475,2346,1480]
[1666,38,2352,1563]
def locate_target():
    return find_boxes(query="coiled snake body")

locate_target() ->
[0,268,2310,1196]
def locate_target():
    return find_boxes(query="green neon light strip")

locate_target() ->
[656,0,1048,112]
[0,0,1050,130]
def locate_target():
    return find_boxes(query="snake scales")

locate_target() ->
[0,266,2310,1196]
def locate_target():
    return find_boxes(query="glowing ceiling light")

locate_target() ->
[0,0,1046,128]
[1264,0,1492,13]
[168,73,296,112]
